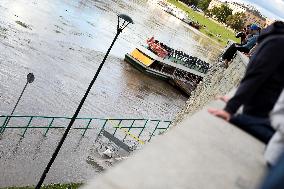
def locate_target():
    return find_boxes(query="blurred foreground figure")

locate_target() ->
[209,21,284,143]
[265,90,284,166]
[258,153,284,189]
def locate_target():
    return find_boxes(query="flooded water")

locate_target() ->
[0,0,222,187]
[0,0,222,120]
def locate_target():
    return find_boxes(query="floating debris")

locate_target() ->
[15,20,31,29]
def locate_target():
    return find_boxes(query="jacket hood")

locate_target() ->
[257,21,284,43]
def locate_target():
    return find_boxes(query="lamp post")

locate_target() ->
[35,14,133,189]
[1,73,35,133]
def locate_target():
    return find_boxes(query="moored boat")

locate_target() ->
[125,47,171,80]
[124,39,209,96]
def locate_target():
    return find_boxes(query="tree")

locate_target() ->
[211,4,232,23]
[192,0,199,6]
[179,0,199,6]
[197,0,212,11]
[226,12,246,31]
[204,9,212,17]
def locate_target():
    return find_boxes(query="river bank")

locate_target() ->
[166,0,239,46]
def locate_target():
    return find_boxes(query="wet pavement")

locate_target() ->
[0,0,222,187]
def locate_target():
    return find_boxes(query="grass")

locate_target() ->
[1,183,82,189]
[167,0,240,46]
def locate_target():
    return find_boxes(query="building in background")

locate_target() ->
[208,0,223,10]
[265,18,275,27]
[226,1,247,14]
[244,12,266,28]
[208,0,268,28]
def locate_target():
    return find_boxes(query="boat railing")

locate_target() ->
[144,41,210,74]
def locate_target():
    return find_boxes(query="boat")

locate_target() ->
[168,79,198,97]
[124,38,209,96]
[161,3,202,30]
[189,21,201,30]
[124,47,170,80]
[144,37,210,74]
[157,1,168,8]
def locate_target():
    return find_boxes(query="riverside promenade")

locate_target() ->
[82,52,267,189]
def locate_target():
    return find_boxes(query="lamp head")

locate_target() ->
[27,73,35,83]
[117,14,133,32]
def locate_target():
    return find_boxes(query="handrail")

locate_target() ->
[0,115,172,144]
[0,115,171,122]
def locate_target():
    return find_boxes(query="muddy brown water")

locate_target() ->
[0,0,222,187]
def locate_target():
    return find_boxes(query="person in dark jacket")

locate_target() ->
[236,31,247,44]
[236,25,251,44]
[209,21,284,143]
[221,24,260,68]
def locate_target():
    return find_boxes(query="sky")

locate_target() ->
[220,0,284,20]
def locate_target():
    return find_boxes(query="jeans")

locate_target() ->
[230,114,275,144]
[259,153,284,189]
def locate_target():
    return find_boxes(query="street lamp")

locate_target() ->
[35,14,133,189]
[0,73,35,133]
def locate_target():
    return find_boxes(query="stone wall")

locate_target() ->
[172,52,249,126]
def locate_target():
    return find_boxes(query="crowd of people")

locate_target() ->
[146,37,210,73]
[169,49,210,74]
[146,37,169,58]
[209,21,284,189]
[174,70,203,85]
[221,23,261,68]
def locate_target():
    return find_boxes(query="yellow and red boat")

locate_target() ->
[125,46,206,95]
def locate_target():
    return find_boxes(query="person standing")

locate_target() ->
[265,90,284,166]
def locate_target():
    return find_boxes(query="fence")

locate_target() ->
[0,115,172,145]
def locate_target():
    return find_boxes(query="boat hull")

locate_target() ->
[125,53,170,81]
[168,79,196,97]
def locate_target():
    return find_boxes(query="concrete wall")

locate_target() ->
[81,96,266,189]
[172,52,248,126]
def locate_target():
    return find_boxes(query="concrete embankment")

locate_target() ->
[82,98,266,189]
[81,53,267,189]
[172,51,248,126]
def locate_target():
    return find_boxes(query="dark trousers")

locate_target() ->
[259,153,284,189]
[222,43,250,61]
[230,114,275,144]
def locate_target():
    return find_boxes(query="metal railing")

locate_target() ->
[0,115,172,144]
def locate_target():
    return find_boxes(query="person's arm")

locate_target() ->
[224,39,284,115]
[248,43,258,58]
[241,35,257,49]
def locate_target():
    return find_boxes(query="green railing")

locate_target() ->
[0,115,172,143]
